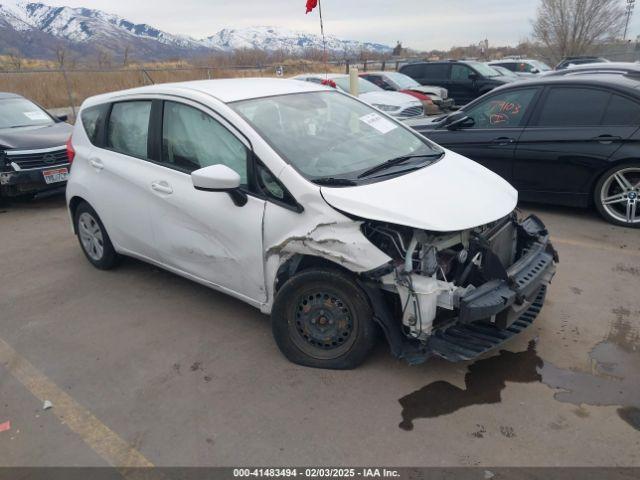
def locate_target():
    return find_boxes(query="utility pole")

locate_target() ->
[624,0,635,41]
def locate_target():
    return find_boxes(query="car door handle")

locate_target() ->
[89,158,104,170]
[592,135,622,144]
[491,137,515,145]
[151,181,173,195]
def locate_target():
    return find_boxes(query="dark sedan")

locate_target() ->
[0,92,73,199]
[406,74,640,227]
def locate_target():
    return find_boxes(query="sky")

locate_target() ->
[16,0,640,50]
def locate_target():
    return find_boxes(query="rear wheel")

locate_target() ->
[594,163,640,228]
[74,202,121,269]
[271,269,376,369]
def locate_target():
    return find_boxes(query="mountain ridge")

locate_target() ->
[0,1,392,61]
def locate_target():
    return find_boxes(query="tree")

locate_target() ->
[6,48,22,70]
[532,0,627,62]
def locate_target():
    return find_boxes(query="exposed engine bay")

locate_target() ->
[360,212,558,362]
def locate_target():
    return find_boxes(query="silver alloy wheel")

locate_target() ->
[600,167,640,225]
[78,212,105,261]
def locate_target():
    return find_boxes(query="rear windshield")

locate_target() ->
[0,98,54,129]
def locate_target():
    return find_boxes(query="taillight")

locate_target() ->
[66,136,75,165]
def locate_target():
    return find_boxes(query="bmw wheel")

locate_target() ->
[595,163,640,228]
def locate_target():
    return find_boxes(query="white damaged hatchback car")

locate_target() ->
[66,78,557,369]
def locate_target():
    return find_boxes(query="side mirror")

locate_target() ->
[192,164,247,206]
[57,114,68,122]
[446,113,475,130]
[468,73,479,81]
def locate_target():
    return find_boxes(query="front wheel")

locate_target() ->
[594,163,640,228]
[271,269,377,369]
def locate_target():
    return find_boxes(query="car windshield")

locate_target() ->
[467,62,500,78]
[492,66,517,77]
[530,60,551,71]
[0,97,54,129]
[231,90,442,181]
[383,72,421,89]
[332,76,382,94]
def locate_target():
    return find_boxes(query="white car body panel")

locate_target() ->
[320,149,518,232]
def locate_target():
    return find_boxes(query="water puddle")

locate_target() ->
[398,311,640,432]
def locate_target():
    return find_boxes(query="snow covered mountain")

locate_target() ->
[0,1,392,61]
[202,26,391,55]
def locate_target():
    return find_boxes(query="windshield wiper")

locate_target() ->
[357,152,443,179]
[312,177,358,186]
[9,124,36,129]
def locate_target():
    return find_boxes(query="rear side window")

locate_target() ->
[535,88,610,127]
[80,104,108,146]
[423,64,449,80]
[107,101,151,158]
[602,94,640,125]
[400,64,425,78]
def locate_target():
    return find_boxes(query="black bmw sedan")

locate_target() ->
[406,74,640,228]
[0,92,73,200]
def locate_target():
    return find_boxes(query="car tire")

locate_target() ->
[271,268,377,369]
[74,201,121,269]
[594,163,640,228]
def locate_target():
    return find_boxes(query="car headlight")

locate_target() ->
[371,104,401,112]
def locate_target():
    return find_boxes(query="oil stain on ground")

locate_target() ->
[398,312,640,432]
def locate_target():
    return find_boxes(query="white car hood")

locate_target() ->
[320,149,518,232]
[360,91,420,108]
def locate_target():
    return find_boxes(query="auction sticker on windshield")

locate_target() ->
[23,111,49,121]
[359,113,398,134]
[43,167,69,184]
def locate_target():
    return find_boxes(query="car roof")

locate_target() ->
[295,73,348,80]
[86,78,328,105]
[491,73,640,94]
[0,92,24,100]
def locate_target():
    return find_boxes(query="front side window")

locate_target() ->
[162,101,248,184]
[0,97,54,129]
[464,89,538,128]
[536,88,610,127]
[363,75,393,90]
[232,91,442,181]
[451,65,474,81]
[107,101,151,158]
[602,94,640,126]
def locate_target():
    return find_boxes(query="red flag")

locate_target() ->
[306,0,318,14]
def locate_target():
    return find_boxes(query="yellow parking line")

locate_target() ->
[0,336,154,473]
[553,236,640,257]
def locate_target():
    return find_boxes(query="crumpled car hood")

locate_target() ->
[0,122,72,150]
[320,149,518,232]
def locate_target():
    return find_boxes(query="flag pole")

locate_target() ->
[317,0,328,78]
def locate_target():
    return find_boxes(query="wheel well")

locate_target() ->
[275,255,355,293]
[68,196,86,232]
[589,159,640,206]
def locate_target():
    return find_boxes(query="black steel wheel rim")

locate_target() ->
[289,289,357,360]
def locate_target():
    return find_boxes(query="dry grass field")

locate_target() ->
[0,60,343,109]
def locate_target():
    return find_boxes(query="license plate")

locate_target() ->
[43,167,69,184]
